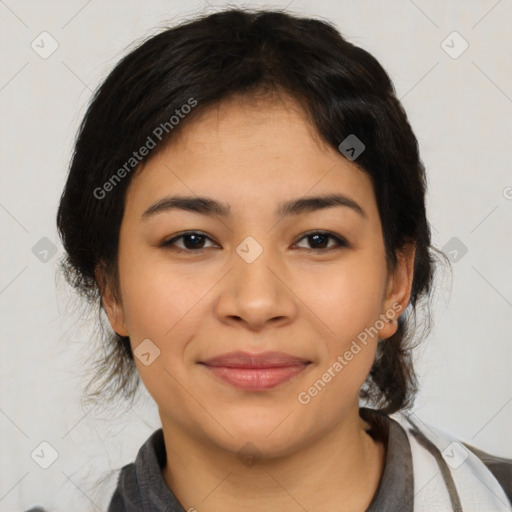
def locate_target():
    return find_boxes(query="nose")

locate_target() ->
[214,242,297,332]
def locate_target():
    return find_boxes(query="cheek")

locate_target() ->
[306,257,387,340]
[117,258,208,406]
[124,278,202,343]
[301,255,386,399]
[298,272,382,412]
[116,248,200,345]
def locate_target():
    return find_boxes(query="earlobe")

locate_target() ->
[378,242,416,339]
[378,317,398,340]
[95,265,129,337]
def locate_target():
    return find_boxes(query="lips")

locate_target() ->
[201,351,311,368]
[199,351,311,391]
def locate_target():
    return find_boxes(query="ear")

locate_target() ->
[378,242,416,340]
[95,264,129,337]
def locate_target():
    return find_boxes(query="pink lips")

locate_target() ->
[199,351,311,391]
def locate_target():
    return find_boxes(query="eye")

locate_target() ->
[294,231,348,251]
[161,232,218,251]
[161,230,348,253]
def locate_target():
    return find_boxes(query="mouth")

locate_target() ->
[198,351,312,391]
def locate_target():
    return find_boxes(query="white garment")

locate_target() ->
[391,412,511,511]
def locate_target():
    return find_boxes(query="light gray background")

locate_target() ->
[1,0,511,510]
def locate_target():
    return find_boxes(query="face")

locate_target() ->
[100,94,414,458]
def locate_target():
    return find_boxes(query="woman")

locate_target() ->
[56,8,511,512]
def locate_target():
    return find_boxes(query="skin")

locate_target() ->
[99,93,415,511]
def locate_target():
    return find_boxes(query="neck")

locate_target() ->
[161,407,386,512]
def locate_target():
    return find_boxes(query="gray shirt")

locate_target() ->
[106,408,512,512]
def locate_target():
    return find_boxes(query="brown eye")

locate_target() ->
[295,231,348,251]
[161,232,217,251]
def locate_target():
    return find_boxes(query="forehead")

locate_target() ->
[124,94,378,221]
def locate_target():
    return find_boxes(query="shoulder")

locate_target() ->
[106,428,186,512]
[106,429,163,511]
[390,411,512,509]
[107,461,141,512]
[462,442,512,504]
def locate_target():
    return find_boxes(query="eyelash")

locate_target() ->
[160,231,348,253]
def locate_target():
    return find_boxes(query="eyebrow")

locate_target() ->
[141,193,367,220]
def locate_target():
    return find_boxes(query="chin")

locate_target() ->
[208,414,304,456]
[224,433,299,461]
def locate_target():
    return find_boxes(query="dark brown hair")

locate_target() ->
[56,8,449,415]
